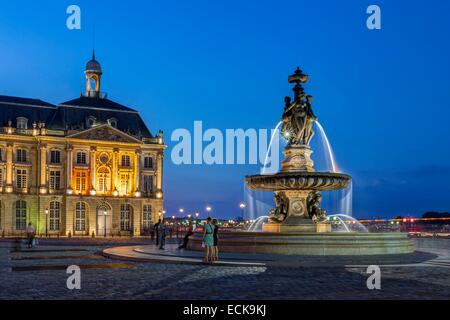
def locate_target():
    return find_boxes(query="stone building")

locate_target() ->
[0,52,165,237]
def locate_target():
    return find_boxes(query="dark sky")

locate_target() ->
[0,0,449,219]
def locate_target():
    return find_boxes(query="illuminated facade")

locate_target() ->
[0,52,165,236]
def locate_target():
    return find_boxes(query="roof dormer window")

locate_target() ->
[16,117,28,130]
[86,116,96,128]
[107,118,117,128]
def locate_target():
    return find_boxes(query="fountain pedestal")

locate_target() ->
[281,145,314,172]
[262,190,332,233]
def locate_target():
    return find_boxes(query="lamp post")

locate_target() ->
[239,202,246,223]
[103,210,107,238]
[45,208,49,238]
[206,206,212,216]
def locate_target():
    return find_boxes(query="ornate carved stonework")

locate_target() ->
[281,145,314,172]
[70,125,140,143]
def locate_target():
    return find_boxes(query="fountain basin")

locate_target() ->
[187,231,414,255]
[245,171,351,191]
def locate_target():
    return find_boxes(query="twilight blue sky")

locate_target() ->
[0,0,449,219]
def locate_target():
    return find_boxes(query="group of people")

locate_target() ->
[149,217,220,263]
[202,217,219,263]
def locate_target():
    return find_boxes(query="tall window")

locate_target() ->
[49,171,61,190]
[143,205,152,230]
[15,200,27,230]
[49,201,60,231]
[120,204,131,231]
[75,171,87,192]
[0,168,3,188]
[97,167,110,193]
[120,173,130,195]
[121,155,131,167]
[16,149,27,162]
[76,151,87,164]
[75,202,86,232]
[15,169,27,189]
[143,175,153,193]
[50,150,61,164]
[144,156,153,169]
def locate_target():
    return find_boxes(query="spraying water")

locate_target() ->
[314,121,338,173]
[339,180,353,216]
[261,121,282,175]
[247,216,269,232]
[326,214,368,233]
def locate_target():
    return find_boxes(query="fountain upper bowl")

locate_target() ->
[245,171,351,191]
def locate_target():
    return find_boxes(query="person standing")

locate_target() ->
[25,223,35,249]
[212,219,219,261]
[158,219,166,250]
[178,224,194,250]
[203,217,215,263]
[150,223,155,241]
[154,219,161,246]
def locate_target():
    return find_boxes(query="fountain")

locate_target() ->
[246,67,350,233]
[188,67,414,255]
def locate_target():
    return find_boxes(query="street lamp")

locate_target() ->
[239,202,246,220]
[45,208,49,238]
[179,208,184,214]
[206,206,212,214]
[103,210,107,238]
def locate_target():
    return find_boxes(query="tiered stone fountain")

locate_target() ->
[188,68,414,255]
[246,67,351,233]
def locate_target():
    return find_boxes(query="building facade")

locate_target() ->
[0,52,165,237]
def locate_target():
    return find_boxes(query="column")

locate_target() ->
[5,143,13,192]
[89,147,96,194]
[133,202,141,236]
[134,150,141,193]
[112,148,118,192]
[39,143,47,194]
[156,153,163,191]
[66,145,73,193]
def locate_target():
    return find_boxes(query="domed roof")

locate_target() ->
[85,50,102,73]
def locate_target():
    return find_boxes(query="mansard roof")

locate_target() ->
[0,94,56,127]
[0,94,153,139]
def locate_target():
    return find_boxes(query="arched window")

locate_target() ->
[86,116,96,128]
[49,201,60,231]
[107,118,118,128]
[143,205,152,230]
[16,117,28,129]
[97,167,111,193]
[75,202,86,231]
[120,204,132,231]
[15,200,27,230]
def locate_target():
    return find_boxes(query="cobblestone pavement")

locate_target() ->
[1,238,450,300]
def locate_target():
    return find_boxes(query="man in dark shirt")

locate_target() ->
[154,219,161,246]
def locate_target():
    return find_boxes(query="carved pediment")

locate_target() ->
[68,124,141,143]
